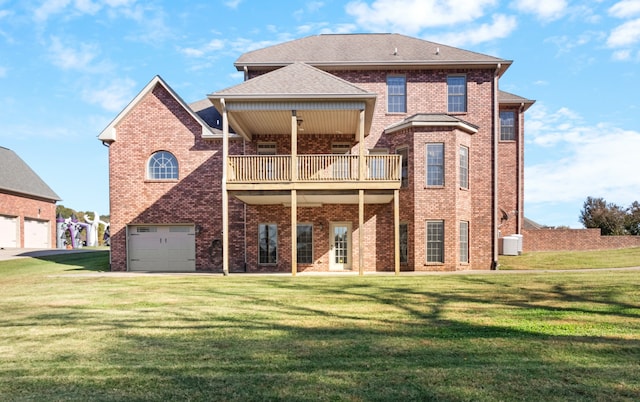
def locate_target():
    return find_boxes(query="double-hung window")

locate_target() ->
[297,224,313,264]
[447,75,467,113]
[426,220,444,263]
[400,223,408,264]
[426,143,444,187]
[387,75,406,113]
[396,147,408,188]
[460,221,469,263]
[500,111,515,141]
[257,142,277,180]
[459,145,469,189]
[258,223,277,264]
[368,148,388,179]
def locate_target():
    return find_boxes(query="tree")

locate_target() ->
[626,201,640,236]
[579,197,627,235]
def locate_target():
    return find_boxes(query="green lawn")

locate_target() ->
[1,251,639,401]
[499,247,640,270]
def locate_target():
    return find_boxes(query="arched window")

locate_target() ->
[148,151,178,180]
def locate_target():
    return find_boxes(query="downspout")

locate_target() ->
[517,102,525,234]
[492,63,501,270]
[243,66,249,81]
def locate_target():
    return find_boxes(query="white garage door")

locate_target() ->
[128,225,196,272]
[0,215,18,248]
[24,219,50,248]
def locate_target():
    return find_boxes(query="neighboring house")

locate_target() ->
[99,33,534,274]
[0,146,61,248]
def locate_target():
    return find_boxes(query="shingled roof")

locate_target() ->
[235,33,512,75]
[499,90,536,111]
[0,146,60,201]
[212,62,375,97]
[385,113,479,135]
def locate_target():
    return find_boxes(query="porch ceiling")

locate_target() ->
[230,109,361,136]
[230,190,394,206]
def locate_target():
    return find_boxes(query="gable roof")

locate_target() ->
[236,33,512,75]
[211,62,376,98]
[499,90,536,111]
[98,75,220,142]
[208,63,378,139]
[384,114,479,135]
[0,146,61,201]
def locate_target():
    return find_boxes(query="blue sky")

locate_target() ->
[1,0,639,227]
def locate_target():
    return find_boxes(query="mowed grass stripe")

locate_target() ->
[0,251,639,401]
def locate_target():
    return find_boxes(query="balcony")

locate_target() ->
[227,154,401,191]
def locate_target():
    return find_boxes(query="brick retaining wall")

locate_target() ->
[523,228,640,252]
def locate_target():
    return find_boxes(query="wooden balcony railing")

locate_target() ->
[227,155,401,183]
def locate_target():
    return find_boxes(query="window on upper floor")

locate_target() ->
[447,75,467,113]
[387,75,406,113]
[257,142,277,180]
[500,111,515,141]
[459,145,469,190]
[368,148,388,179]
[426,220,444,263]
[426,143,444,187]
[396,147,408,188]
[147,151,178,180]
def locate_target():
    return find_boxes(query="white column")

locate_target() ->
[394,189,400,275]
[291,189,297,276]
[291,110,298,276]
[221,99,229,276]
[359,189,364,276]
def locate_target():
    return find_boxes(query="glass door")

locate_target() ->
[329,222,352,270]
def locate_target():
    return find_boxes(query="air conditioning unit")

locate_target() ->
[501,236,519,256]
[511,234,523,255]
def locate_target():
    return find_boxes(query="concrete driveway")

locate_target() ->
[0,247,107,261]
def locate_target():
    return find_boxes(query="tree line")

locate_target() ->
[579,197,640,236]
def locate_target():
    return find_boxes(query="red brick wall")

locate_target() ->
[107,83,244,271]
[110,65,510,272]
[523,229,640,252]
[0,192,57,248]
[497,106,523,237]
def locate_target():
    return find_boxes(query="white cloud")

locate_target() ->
[525,104,640,207]
[607,18,640,47]
[179,39,225,58]
[225,0,242,9]
[82,78,136,112]
[511,0,567,21]
[609,0,640,18]
[345,0,498,34]
[48,36,103,72]
[318,23,358,34]
[612,49,632,60]
[34,0,71,22]
[429,14,517,46]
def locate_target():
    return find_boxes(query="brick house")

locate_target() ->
[0,146,61,248]
[99,33,534,274]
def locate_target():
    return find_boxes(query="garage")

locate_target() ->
[128,225,196,272]
[24,219,50,248]
[0,215,18,248]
